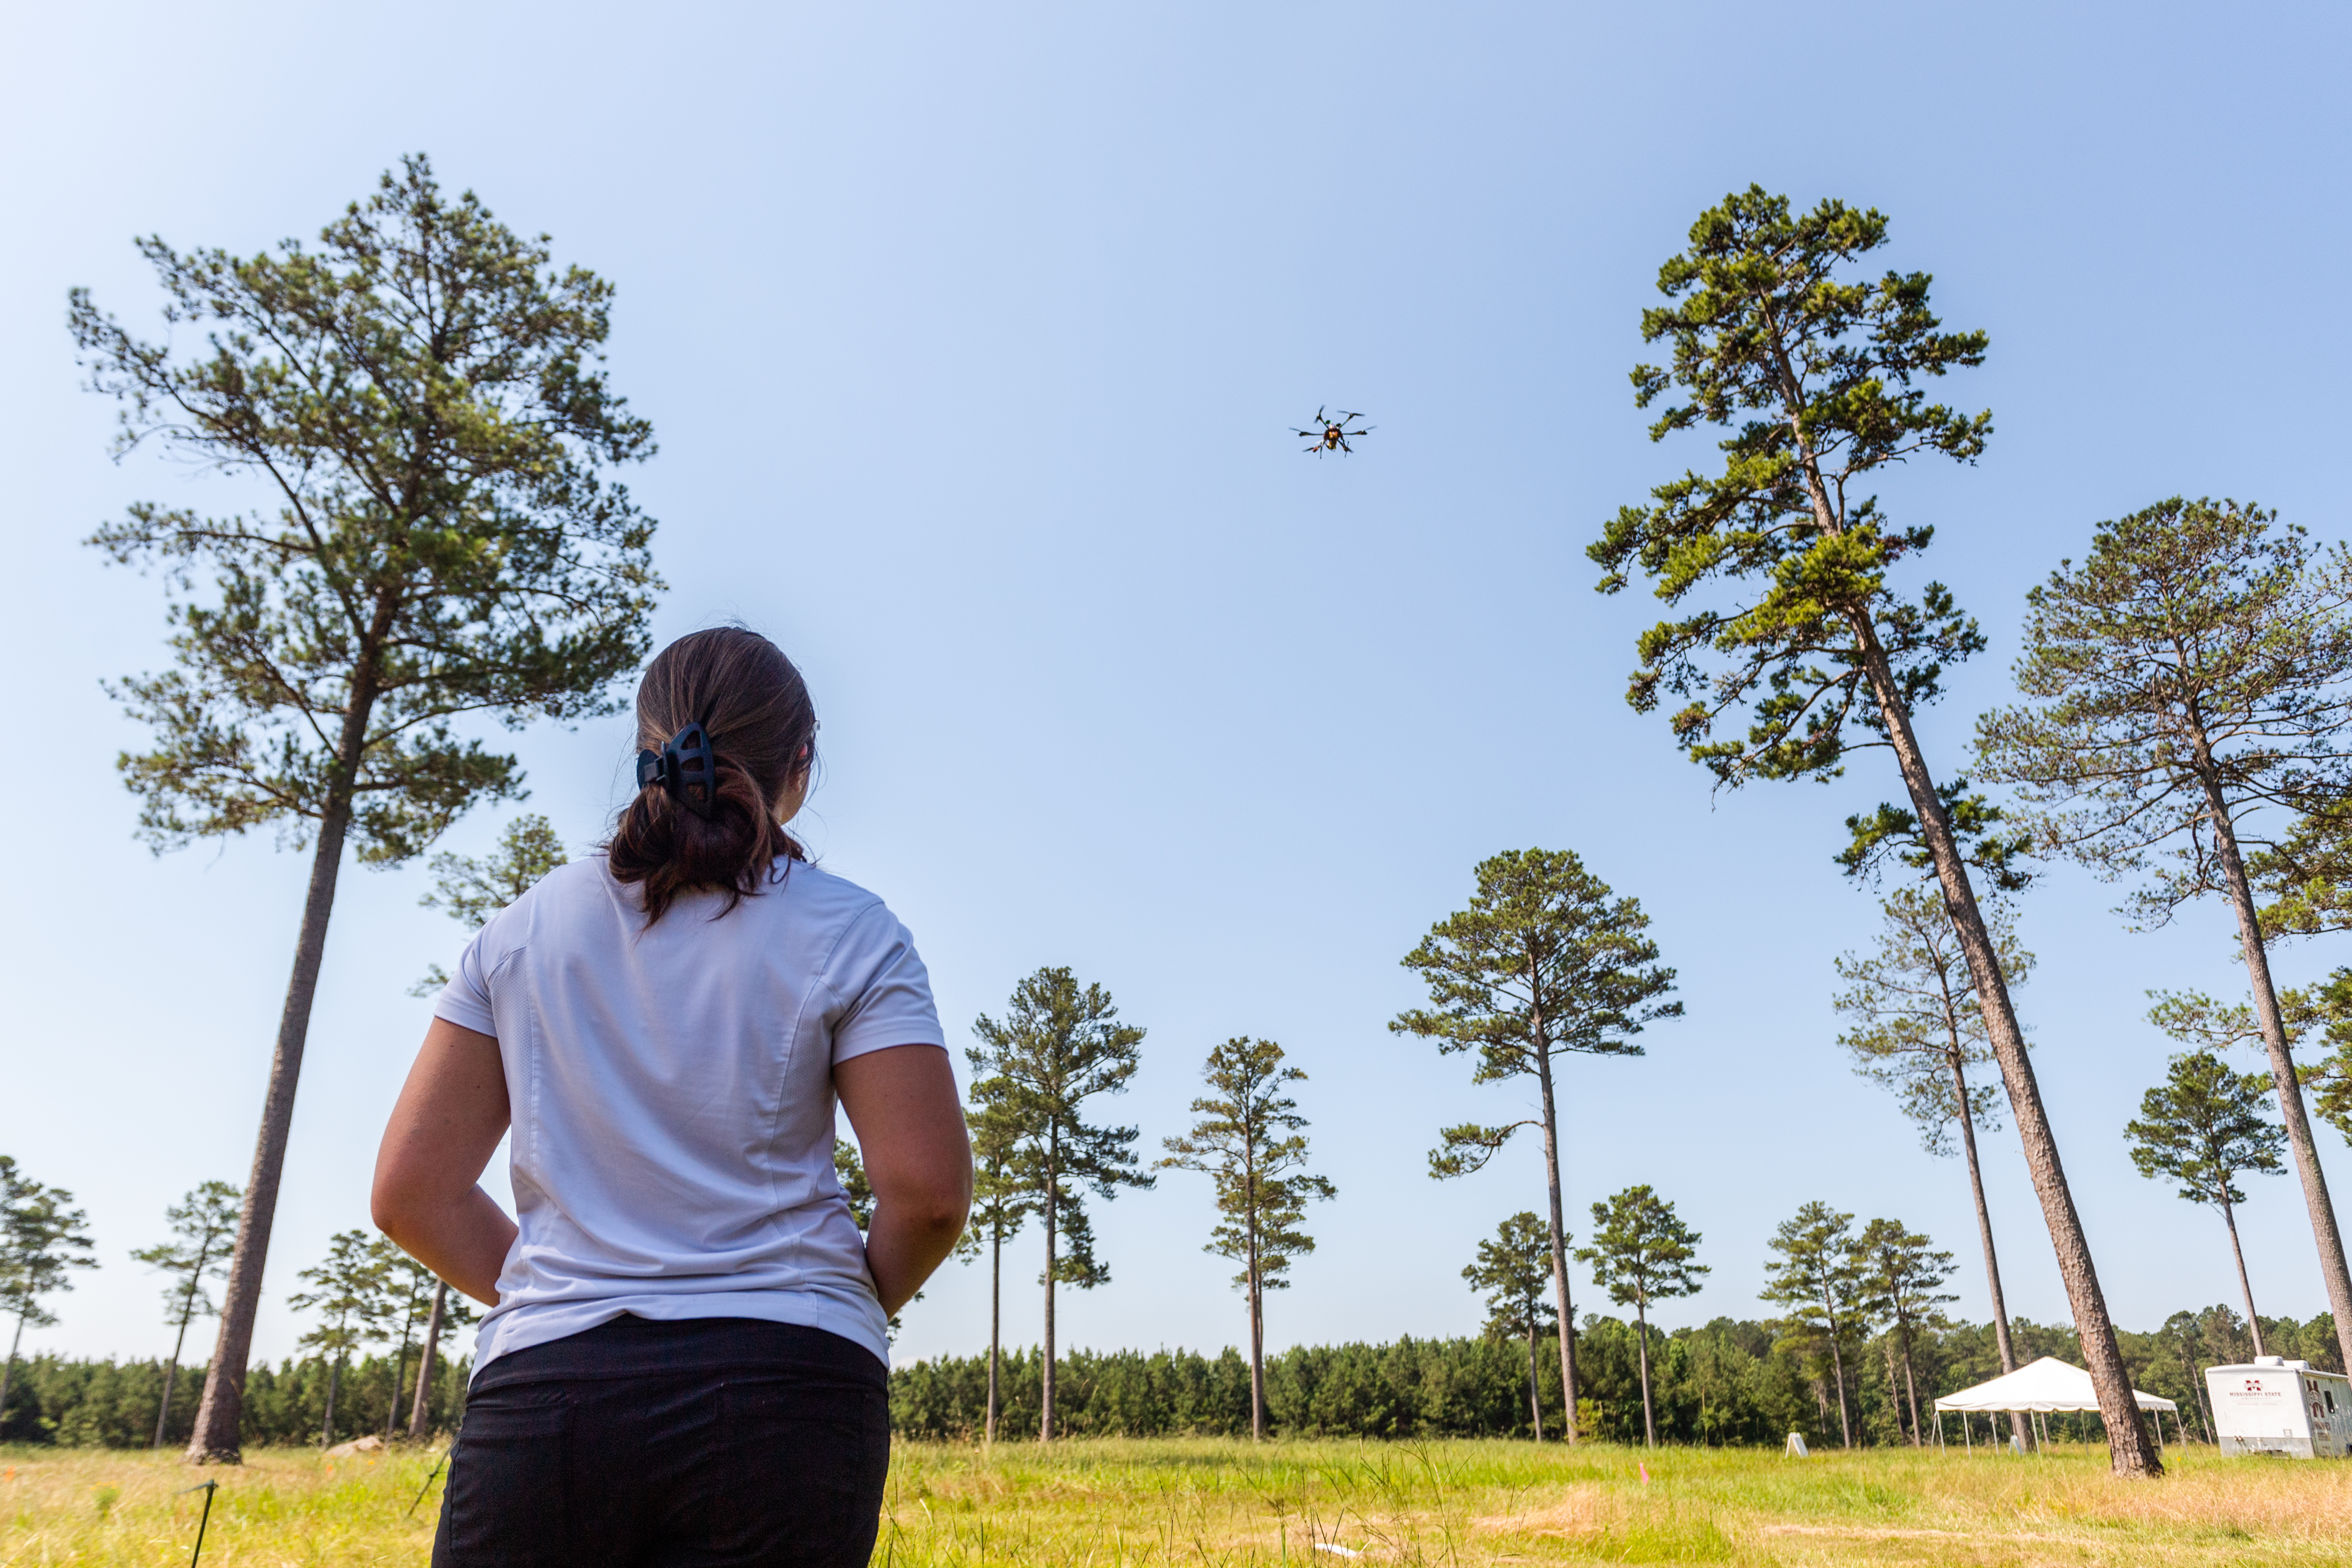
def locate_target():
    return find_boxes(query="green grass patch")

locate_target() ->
[7,1435,2352,1566]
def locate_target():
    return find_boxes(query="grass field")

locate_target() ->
[5,1436,2348,1566]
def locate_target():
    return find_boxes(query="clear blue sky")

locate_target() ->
[4,1,2348,1373]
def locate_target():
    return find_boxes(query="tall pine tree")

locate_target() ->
[1979,497,2352,1375]
[71,158,659,1462]
[129,1181,240,1448]
[1463,1213,1558,1440]
[1832,887,2032,1448]
[972,967,1150,1440]
[2125,1052,2288,1355]
[1590,187,2158,1474]
[955,1068,1036,1442]
[1157,1038,1334,1439]
[1576,1186,1706,1449]
[1394,846,1677,1443]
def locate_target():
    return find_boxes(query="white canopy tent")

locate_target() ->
[1932,1356,2183,1452]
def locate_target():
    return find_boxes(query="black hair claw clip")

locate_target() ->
[636,720,718,821]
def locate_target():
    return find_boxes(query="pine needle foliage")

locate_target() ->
[2129,1054,2288,1212]
[2249,803,2352,940]
[409,812,569,994]
[2144,978,2352,1158]
[1833,889,2026,1156]
[0,1159,99,1430]
[419,815,569,928]
[70,156,661,863]
[1588,185,1989,795]
[1977,499,2352,926]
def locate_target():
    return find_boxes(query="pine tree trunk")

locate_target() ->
[2197,764,2352,1372]
[1531,1035,1578,1442]
[185,678,377,1465]
[1879,1334,1905,1443]
[407,1283,446,1441]
[1041,1148,1058,1444]
[986,1220,1002,1444]
[1822,1289,1852,1449]
[154,1359,178,1449]
[1950,1058,2031,1448]
[322,1354,342,1448]
[1634,1294,1655,1449]
[155,1268,202,1449]
[1524,1326,1543,1441]
[384,1340,411,1439]
[1246,1211,1265,1442]
[2220,1197,2266,1358]
[1900,1324,1924,1447]
[1843,620,2160,1474]
[0,1309,25,1431]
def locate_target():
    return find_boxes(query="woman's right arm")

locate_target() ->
[835,1044,973,1316]
[372,1017,519,1306]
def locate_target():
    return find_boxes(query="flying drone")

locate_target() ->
[1294,407,1372,456]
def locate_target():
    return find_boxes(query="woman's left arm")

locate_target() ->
[372,1017,519,1306]
[837,1044,972,1316]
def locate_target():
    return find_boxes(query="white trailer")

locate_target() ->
[2205,1357,2352,1457]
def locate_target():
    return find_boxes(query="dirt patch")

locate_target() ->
[1475,1491,1614,1537]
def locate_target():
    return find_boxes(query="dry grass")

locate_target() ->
[4,1436,2347,1566]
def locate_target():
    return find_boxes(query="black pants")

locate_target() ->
[432,1316,890,1568]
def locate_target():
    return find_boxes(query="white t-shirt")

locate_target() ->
[431,853,947,1371]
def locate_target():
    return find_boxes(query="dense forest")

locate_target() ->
[891,1308,2336,1445]
[0,1346,470,1449]
[5,1304,2323,1450]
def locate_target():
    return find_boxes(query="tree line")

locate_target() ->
[3,1302,2329,1450]
[0,824,542,1450]
[1,1348,469,1449]
[884,1316,2333,1448]
[40,159,2352,1476]
[884,1307,2336,1447]
[0,1171,476,1450]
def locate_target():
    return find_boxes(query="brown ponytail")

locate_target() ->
[606,627,817,925]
